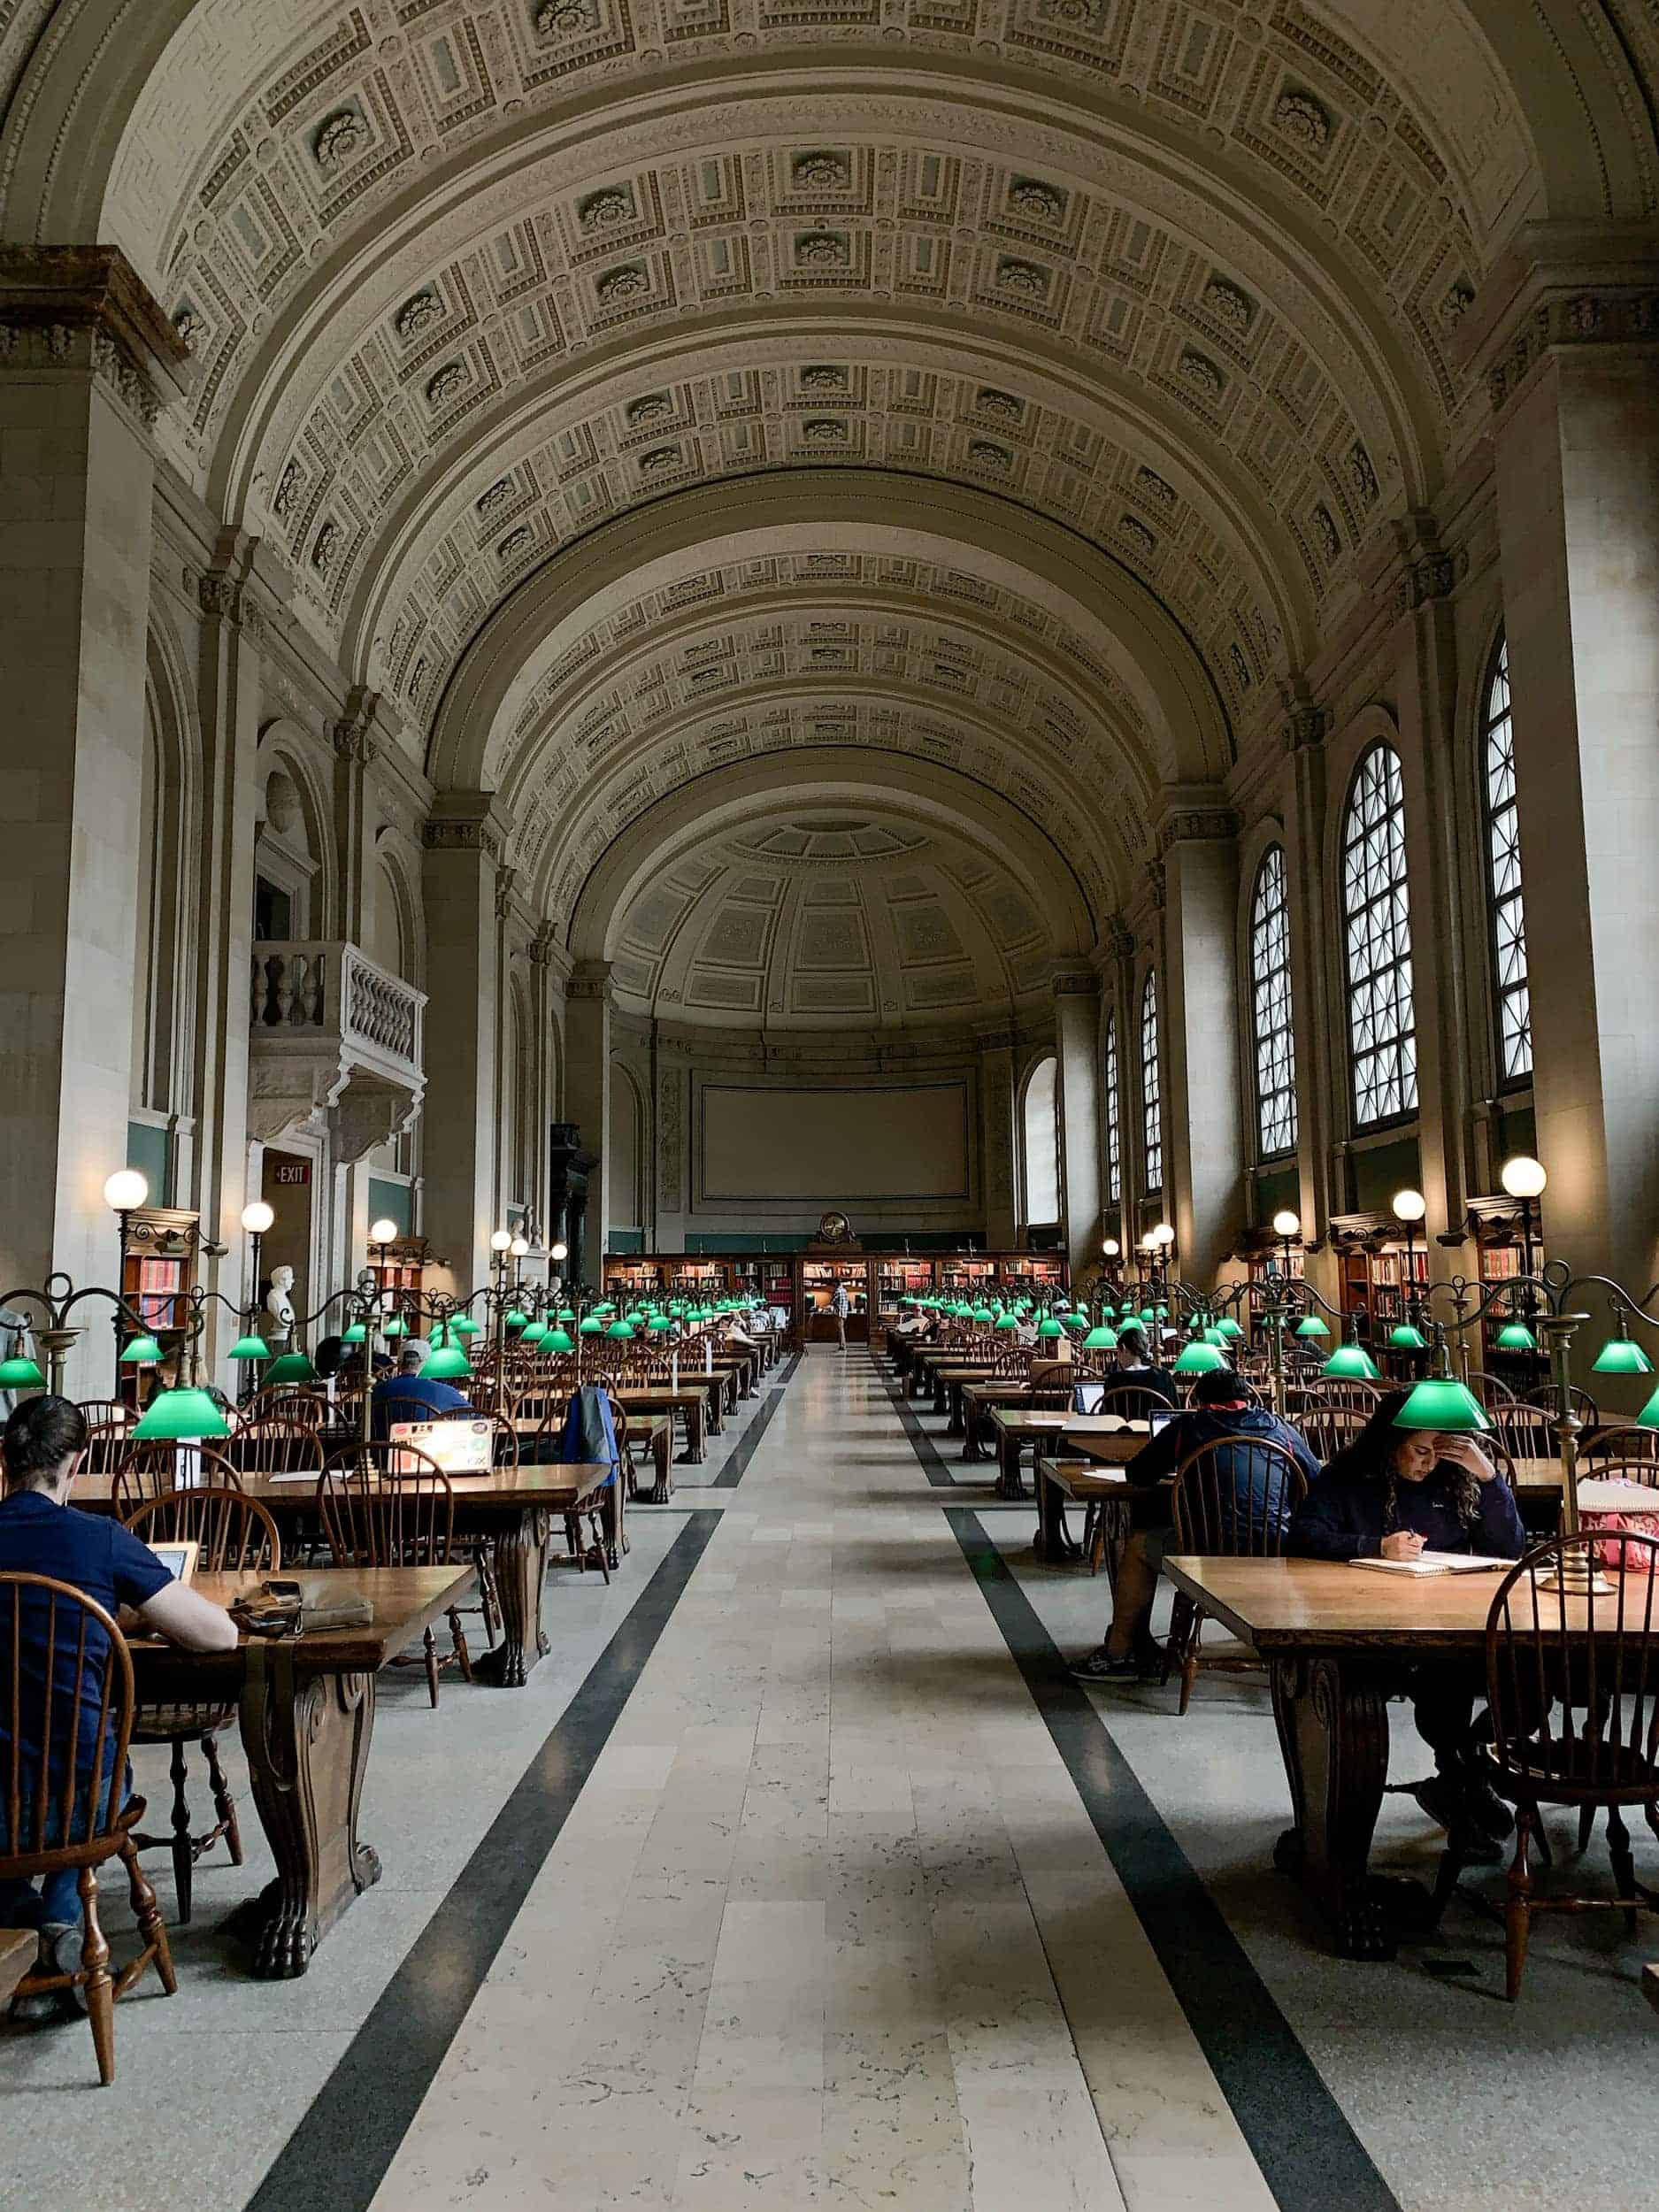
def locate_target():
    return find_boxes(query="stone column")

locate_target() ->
[975,1026,1018,1248]
[420,797,503,1297]
[1098,919,1135,1254]
[1053,970,1102,1277]
[1475,234,1659,1294]
[527,922,562,1245]
[490,864,517,1224]
[564,961,613,1270]
[1159,804,1244,1288]
[188,536,280,1366]
[0,250,187,1327]
[1389,524,1475,1290]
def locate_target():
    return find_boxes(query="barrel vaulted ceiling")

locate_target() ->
[4,0,1655,965]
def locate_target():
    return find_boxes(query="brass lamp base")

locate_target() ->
[1537,1546,1614,1598]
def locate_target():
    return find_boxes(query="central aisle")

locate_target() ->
[372,1349,1278,2212]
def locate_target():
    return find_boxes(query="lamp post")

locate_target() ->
[104,1169,149,1393]
[1271,1209,1301,1281]
[1386,1187,1429,1369]
[1501,1154,1547,1283]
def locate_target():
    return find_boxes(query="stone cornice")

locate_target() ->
[1051,967,1100,999]
[567,958,614,1005]
[1156,805,1239,856]
[1463,224,1659,420]
[423,791,505,864]
[0,246,189,427]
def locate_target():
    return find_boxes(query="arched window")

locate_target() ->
[1341,742,1417,1128]
[1480,637,1532,1083]
[1022,1055,1060,1225]
[1102,1014,1121,1205]
[1249,845,1297,1157]
[1140,973,1163,1192]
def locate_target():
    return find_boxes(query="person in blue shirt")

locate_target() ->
[1290,1389,1526,1858]
[370,1340,472,1437]
[1071,1369,1320,1682]
[0,1395,236,2024]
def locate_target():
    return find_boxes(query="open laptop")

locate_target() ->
[146,1539,199,1586]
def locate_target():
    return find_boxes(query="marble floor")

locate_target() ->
[6,1348,1659,2210]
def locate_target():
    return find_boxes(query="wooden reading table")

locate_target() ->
[130,1566,474,1978]
[987,1409,1149,1502]
[1158,1554,1612,1962]
[81,1463,617,1691]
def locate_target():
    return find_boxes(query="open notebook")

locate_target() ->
[1349,1552,1513,1577]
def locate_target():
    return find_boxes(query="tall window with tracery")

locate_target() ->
[1341,742,1417,1127]
[1102,1014,1121,1204]
[1249,845,1297,1157]
[1480,636,1532,1083]
[1140,972,1164,1192]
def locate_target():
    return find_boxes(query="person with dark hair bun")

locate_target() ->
[1290,1388,1525,1856]
[0,1395,236,2025]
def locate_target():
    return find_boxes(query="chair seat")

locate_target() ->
[133,1701,237,1741]
[1490,1737,1659,1799]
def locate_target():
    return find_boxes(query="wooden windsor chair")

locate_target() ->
[221,1417,324,1480]
[317,1445,472,1705]
[83,1421,134,1478]
[1294,1400,1370,1465]
[121,1490,281,1923]
[111,1446,243,1517]
[1163,1437,1309,1715]
[74,1402,134,1434]
[1582,1428,1659,1470]
[0,1574,177,2082]
[1464,1370,1519,1409]
[526,1403,616,1586]
[1075,1384,1178,1578]
[248,1389,330,1432]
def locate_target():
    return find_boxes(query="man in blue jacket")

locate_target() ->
[1071,1368,1320,1682]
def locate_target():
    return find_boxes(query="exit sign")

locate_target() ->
[272,1161,311,1187]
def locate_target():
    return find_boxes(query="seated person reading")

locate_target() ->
[1106,1325,1179,1409]
[0,1396,237,2024]
[1071,1369,1319,1682]
[1289,1390,1525,1857]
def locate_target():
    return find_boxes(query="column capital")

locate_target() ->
[1279,680,1329,756]
[974,1024,1018,1055]
[1463,223,1659,421]
[1051,966,1101,1000]
[568,958,614,1005]
[494,864,518,922]
[423,791,504,863]
[0,245,189,428]
[330,686,381,768]
[528,919,564,972]
[1156,791,1238,855]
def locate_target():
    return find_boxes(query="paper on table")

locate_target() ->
[1349,1552,1513,1577]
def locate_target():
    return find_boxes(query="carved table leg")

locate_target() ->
[1031,1468,1081,1562]
[472,1508,550,1688]
[237,1647,380,1978]
[1270,1651,1405,1960]
[649,1422,672,1504]
[995,1431,1028,1501]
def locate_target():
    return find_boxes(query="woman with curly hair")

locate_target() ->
[1290,1388,1526,1858]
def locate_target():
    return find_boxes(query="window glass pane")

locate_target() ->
[1249,845,1297,1156]
[1141,974,1163,1192]
[1103,1016,1121,1204]
[1481,637,1532,1081]
[1023,1055,1060,1224]
[1341,743,1418,1128]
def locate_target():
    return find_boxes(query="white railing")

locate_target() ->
[250,941,425,1076]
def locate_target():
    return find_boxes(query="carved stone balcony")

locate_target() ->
[249,941,426,1164]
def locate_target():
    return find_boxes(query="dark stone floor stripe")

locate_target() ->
[710,1349,801,1486]
[939,1502,1402,2212]
[866,1356,1397,2212]
[245,1509,723,2212]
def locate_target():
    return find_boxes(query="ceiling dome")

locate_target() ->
[610,807,1054,1031]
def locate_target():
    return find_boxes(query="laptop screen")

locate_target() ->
[1071,1381,1105,1414]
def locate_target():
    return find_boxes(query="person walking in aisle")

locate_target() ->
[830,1280,851,1351]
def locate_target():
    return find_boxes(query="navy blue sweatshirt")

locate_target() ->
[1289,1461,1525,1563]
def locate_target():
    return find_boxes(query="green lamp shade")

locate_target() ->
[1216,1317,1245,1340]
[1083,1325,1118,1351]
[419,1346,472,1381]
[580,1316,605,1335]
[133,1387,231,1442]
[1063,1312,1088,1333]
[1388,1323,1428,1352]
[506,1309,530,1332]
[1202,1326,1227,1347]
[545,1327,576,1355]
[227,1335,270,1362]
[1323,1343,1381,1381]
[607,1319,636,1340]
[381,1315,407,1338]
[0,1356,46,1391]
[1594,1334,1655,1378]
[648,1314,674,1333]
[557,1309,576,1324]
[1392,1377,1490,1433]
[1495,1321,1538,1352]
[1173,1340,1226,1375]
[262,1351,318,1386]
[119,1334,164,1365]
[1293,1315,1330,1340]
[994,1312,1020,1332]
[451,1315,483,1339]
[1035,1317,1066,1340]
[341,1323,367,1345]
[1637,1386,1659,1431]
[519,1320,549,1346]
[971,1304,995,1324]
